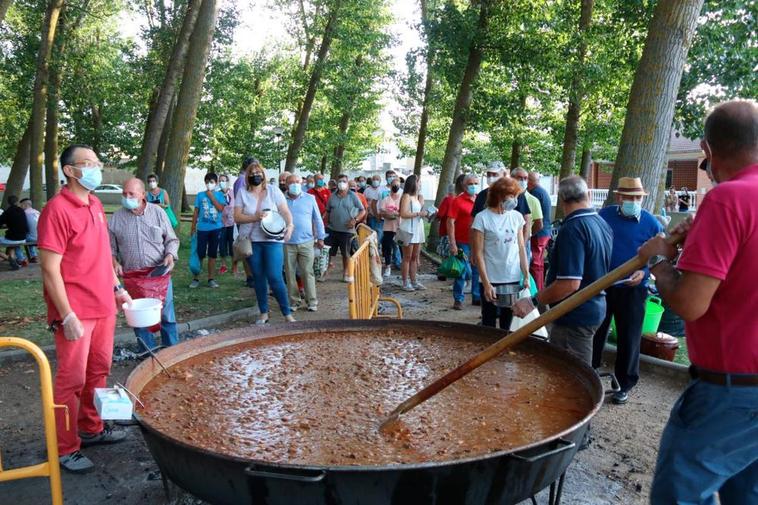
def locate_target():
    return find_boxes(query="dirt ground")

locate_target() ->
[0,258,688,504]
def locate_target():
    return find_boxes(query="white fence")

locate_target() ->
[588,189,697,212]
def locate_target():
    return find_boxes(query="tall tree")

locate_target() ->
[28,0,65,208]
[1,121,31,209]
[284,0,341,172]
[135,0,202,181]
[557,0,593,182]
[434,0,491,207]
[604,0,704,210]
[412,0,436,177]
[0,0,12,26]
[162,0,220,216]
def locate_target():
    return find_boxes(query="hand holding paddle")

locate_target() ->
[379,232,684,431]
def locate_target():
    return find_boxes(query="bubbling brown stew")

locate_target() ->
[137,331,593,466]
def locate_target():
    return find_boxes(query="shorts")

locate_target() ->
[327,230,354,258]
[218,226,235,258]
[196,228,221,259]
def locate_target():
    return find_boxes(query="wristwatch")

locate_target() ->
[647,255,670,271]
[114,283,125,293]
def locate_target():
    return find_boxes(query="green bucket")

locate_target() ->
[642,296,664,335]
[609,296,664,340]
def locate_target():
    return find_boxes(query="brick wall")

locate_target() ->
[590,160,698,191]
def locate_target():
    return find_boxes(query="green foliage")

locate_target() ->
[675,0,757,138]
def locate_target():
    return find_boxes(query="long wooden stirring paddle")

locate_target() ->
[379,233,682,430]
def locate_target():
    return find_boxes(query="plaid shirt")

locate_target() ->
[109,202,179,272]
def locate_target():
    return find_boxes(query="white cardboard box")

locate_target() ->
[94,387,134,420]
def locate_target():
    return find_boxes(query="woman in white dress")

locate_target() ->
[398,175,428,291]
[471,177,530,328]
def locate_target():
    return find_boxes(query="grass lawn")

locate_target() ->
[0,223,255,347]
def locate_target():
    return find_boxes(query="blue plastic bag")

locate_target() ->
[189,233,201,275]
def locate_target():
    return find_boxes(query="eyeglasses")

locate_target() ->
[71,161,104,169]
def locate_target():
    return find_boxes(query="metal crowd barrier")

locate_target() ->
[0,337,68,505]
[347,224,402,320]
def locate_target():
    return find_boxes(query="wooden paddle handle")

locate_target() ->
[382,232,683,424]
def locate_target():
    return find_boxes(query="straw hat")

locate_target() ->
[614,177,648,196]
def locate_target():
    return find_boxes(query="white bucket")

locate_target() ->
[122,298,162,328]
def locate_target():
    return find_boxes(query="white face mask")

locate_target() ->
[148,181,158,189]
[518,180,528,191]
[703,140,718,186]
[206,182,217,191]
[338,181,348,191]
[487,176,499,186]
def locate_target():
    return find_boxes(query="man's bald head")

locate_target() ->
[124,177,146,195]
[527,171,540,190]
[286,174,302,185]
[279,171,292,184]
[704,100,758,158]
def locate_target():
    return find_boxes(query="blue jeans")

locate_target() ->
[368,215,384,245]
[134,279,178,351]
[248,242,291,316]
[453,244,479,303]
[650,379,758,504]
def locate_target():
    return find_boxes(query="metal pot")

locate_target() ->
[494,283,522,308]
[126,320,606,505]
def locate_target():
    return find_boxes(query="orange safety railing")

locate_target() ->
[0,337,68,505]
[347,224,402,319]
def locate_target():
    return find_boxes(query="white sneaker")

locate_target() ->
[383,266,391,278]
[413,282,426,291]
[464,281,472,294]
[403,282,415,292]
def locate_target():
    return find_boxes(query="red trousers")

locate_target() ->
[53,315,115,455]
[530,236,551,291]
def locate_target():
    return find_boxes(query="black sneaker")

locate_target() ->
[612,391,629,405]
[59,450,94,473]
[79,425,127,447]
[472,299,481,306]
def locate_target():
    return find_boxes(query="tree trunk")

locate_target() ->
[580,144,592,181]
[181,186,190,213]
[44,62,61,199]
[0,0,13,26]
[1,120,32,208]
[28,0,65,209]
[136,0,202,181]
[284,0,341,173]
[331,110,351,179]
[509,140,521,170]
[434,0,491,207]
[509,93,527,169]
[319,154,327,174]
[413,66,433,177]
[162,0,220,217]
[603,0,704,211]
[558,0,594,183]
[154,91,177,180]
[90,101,103,157]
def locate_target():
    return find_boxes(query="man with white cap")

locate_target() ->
[592,177,664,405]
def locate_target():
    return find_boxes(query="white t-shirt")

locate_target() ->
[363,186,381,202]
[471,208,525,283]
[235,186,287,242]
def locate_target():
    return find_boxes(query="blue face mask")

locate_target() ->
[466,184,477,196]
[289,183,302,196]
[621,200,641,218]
[371,179,380,188]
[74,166,102,191]
[306,182,314,190]
[316,179,326,188]
[121,196,140,210]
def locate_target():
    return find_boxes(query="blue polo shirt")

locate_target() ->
[285,192,326,245]
[529,185,552,239]
[546,207,613,326]
[599,206,664,285]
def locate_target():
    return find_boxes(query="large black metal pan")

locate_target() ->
[126,319,606,505]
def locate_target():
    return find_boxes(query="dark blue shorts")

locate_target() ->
[196,228,221,259]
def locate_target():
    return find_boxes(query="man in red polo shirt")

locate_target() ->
[447,174,479,310]
[640,100,758,504]
[308,173,331,219]
[38,144,132,473]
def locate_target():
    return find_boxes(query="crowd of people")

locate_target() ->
[2,100,754,505]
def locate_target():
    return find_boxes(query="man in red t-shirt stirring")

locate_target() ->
[38,144,132,473]
[640,100,758,503]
